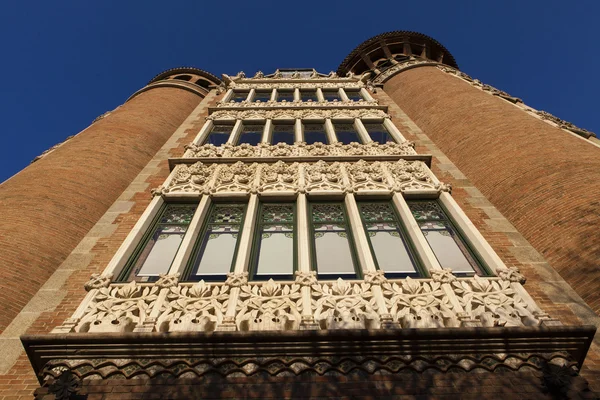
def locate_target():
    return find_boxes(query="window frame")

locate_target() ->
[248,201,298,281]
[308,201,362,280]
[181,201,248,282]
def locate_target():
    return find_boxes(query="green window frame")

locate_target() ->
[407,200,488,276]
[357,201,425,278]
[308,201,361,279]
[182,202,247,282]
[116,203,197,283]
[249,202,297,281]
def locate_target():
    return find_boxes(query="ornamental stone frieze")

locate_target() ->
[207,108,388,120]
[156,159,443,196]
[216,99,378,108]
[184,141,417,159]
[54,269,554,334]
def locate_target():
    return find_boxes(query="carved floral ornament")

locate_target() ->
[59,265,554,334]
[217,99,378,108]
[207,108,388,121]
[184,141,417,158]
[155,159,445,195]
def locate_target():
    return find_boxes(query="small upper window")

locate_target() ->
[309,202,358,279]
[253,90,272,102]
[276,90,295,102]
[300,90,319,102]
[238,123,264,145]
[333,123,362,144]
[364,122,395,144]
[303,122,328,144]
[322,89,341,102]
[407,201,484,276]
[184,203,246,281]
[344,90,363,101]
[204,124,233,146]
[117,204,197,282]
[271,123,295,145]
[231,91,250,102]
[250,203,296,280]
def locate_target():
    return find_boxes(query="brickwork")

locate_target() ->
[32,371,595,400]
[382,66,600,317]
[0,89,221,399]
[0,87,203,335]
[375,87,600,392]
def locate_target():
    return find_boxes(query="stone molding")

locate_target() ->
[54,269,556,335]
[207,108,388,120]
[216,99,379,109]
[153,159,444,196]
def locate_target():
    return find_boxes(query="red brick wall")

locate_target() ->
[383,66,600,315]
[0,87,202,334]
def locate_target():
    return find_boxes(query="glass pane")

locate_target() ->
[312,204,345,223]
[272,124,295,145]
[304,123,328,144]
[256,233,294,276]
[424,230,475,273]
[314,232,355,275]
[276,90,295,102]
[300,90,318,102]
[160,205,196,224]
[210,205,245,224]
[363,123,395,144]
[204,125,233,146]
[345,90,363,101]
[334,123,362,144]
[262,204,294,224]
[136,230,185,277]
[238,124,264,145]
[191,231,239,276]
[231,91,249,102]
[369,231,416,273]
[359,203,396,223]
[408,202,445,221]
[322,90,341,101]
[253,90,272,102]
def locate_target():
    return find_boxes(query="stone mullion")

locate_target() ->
[190,120,214,148]
[339,88,350,102]
[360,88,374,102]
[227,119,243,145]
[247,89,256,102]
[221,89,234,103]
[316,88,325,102]
[219,286,241,332]
[262,119,273,144]
[324,118,337,143]
[354,119,372,143]
[294,119,303,142]
[383,118,407,143]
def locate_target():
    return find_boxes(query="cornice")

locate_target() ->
[126,80,208,103]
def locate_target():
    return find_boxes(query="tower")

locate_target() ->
[0,32,598,399]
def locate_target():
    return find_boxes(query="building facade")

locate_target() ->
[0,31,599,399]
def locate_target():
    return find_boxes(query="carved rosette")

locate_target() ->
[387,159,438,191]
[212,161,258,193]
[345,160,389,192]
[258,161,299,193]
[304,161,344,192]
[162,162,215,194]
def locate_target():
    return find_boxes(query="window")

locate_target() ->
[303,122,328,144]
[184,203,246,281]
[231,91,250,102]
[322,89,341,102]
[300,90,318,102]
[276,90,295,102]
[253,90,272,102]
[271,123,295,145]
[334,122,362,144]
[358,202,421,277]
[204,124,233,146]
[407,201,484,276]
[250,203,296,280]
[117,204,197,282]
[344,89,363,101]
[309,202,359,279]
[364,122,395,144]
[238,123,264,145]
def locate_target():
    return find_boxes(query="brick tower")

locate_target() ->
[0,32,598,399]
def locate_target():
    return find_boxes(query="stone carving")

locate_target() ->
[155,273,179,288]
[430,268,456,284]
[382,277,458,328]
[207,108,388,121]
[295,270,317,286]
[496,266,526,284]
[533,110,595,138]
[311,278,379,329]
[162,162,215,194]
[452,276,539,327]
[387,159,439,191]
[237,279,302,331]
[224,272,248,287]
[157,280,230,332]
[304,161,345,192]
[212,161,258,193]
[363,270,387,285]
[84,273,112,291]
[76,281,159,333]
[48,369,81,400]
[259,161,299,193]
[226,82,366,90]
[185,141,417,159]
[217,99,378,108]
[345,160,389,192]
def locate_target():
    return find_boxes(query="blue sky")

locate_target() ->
[0,1,598,183]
